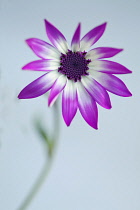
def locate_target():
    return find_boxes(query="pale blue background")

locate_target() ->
[0,0,140,209]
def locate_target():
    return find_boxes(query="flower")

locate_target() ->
[18,20,132,129]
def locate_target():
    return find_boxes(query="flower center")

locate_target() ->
[58,50,91,82]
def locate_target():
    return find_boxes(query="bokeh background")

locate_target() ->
[0,0,140,209]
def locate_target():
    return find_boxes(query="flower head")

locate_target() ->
[18,20,132,129]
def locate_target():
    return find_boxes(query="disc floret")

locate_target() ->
[58,50,91,82]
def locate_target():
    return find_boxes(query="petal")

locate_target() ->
[62,80,77,126]
[26,38,61,60]
[76,82,98,129]
[89,70,132,97]
[71,23,81,52]
[44,20,68,54]
[86,47,123,60]
[81,76,111,109]
[22,60,60,71]
[88,60,132,74]
[48,75,67,107]
[80,22,107,51]
[18,71,59,99]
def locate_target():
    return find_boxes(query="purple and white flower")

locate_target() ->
[18,20,132,129]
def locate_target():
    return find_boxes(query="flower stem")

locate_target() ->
[17,102,60,210]
[17,157,52,210]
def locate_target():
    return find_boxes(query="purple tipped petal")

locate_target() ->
[88,60,132,74]
[76,82,98,129]
[86,47,123,60]
[80,22,107,51]
[22,60,59,71]
[44,20,68,54]
[62,80,77,126]
[18,71,59,99]
[71,23,81,52]
[89,71,132,97]
[48,75,67,107]
[81,76,111,109]
[26,38,61,60]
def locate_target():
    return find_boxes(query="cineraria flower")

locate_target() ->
[18,20,132,129]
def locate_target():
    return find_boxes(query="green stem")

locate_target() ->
[17,102,60,210]
[17,156,52,210]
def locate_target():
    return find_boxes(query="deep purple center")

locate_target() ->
[58,50,91,82]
